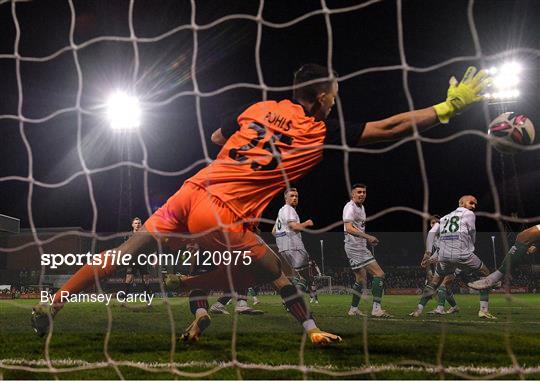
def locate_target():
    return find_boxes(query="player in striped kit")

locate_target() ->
[273,188,315,296]
[343,184,392,318]
[411,195,496,319]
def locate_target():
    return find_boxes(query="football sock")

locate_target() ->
[280,284,311,324]
[437,285,447,307]
[479,289,489,312]
[498,242,530,277]
[419,284,436,306]
[292,276,308,293]
[446,289,457,307]
[189,289,209,315]
[351,281,363,308]
[371,277,384,304]
[217,295,231,306]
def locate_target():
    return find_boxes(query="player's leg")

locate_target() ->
[443,273,459,314]
[429,274,454,315]
[249,286,261,305]
[271,271,341,344]
[469,225,540,290]
[171,206,341,344]
[141,269,152,296]
[364,261,393,318]
[234,288,264,315]
[31,229,159,336]
[476,262,497,319]
[309,281,319,304]
[124,268,134,295]
[256,242,340,343]
[344,245,375,316]
[209,293,232,314]
[182,289,211,342]
[348,267,366,316]
[410,262,448,317]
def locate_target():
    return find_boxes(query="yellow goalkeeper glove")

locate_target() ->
[433,66,491,124]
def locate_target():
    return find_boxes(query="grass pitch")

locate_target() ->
[1,294,539,379]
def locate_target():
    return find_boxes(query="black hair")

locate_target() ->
[351,183,367,191]
[293,63,337,103]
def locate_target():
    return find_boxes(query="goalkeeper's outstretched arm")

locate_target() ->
[357,66,490,145]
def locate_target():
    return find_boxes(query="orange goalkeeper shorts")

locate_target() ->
[144,182,266,260]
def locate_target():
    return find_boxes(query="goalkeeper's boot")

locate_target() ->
[478,310,497,320]
[347,307,365,316]
[427,306,446,315]
[446,306,460,314]
[209,302,229,315]
[307,328,342,345]
[252,297,260,305]
[371,309,393,319]
[31,304,56,337]
[181,311,211,342]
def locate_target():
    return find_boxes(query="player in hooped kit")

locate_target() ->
[411,195,497,319]
[343,184,392,318]
[32,64,491,344]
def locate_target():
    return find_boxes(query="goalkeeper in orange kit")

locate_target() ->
[33,64,491,345]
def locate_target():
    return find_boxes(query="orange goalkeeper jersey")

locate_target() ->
[188,99,326,220]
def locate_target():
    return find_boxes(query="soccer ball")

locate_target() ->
[488,112,535,154]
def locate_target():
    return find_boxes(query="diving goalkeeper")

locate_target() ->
[32,64,491,345]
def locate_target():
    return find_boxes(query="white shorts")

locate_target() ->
[280,249,309,270]
[344,244,375,270]
[435,253,484,277]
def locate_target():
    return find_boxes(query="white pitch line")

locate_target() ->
[1,358,539,377]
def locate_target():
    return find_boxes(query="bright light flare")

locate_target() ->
[106,92,141,130]
[483,61,523,102]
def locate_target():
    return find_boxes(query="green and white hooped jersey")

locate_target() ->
[275,204,305,252]
[343,200,367,249]
[437,207,476,258]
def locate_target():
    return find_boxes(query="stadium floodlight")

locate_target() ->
[106,91,141,130]
[483,61,523,102]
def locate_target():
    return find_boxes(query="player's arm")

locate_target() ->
[466,211,477,243]
[422,223,440,267]
[344,222,379,245]
[271,223,277,237]
[211,128,228,145]
[358,67,490,145]
[288,219,314,232]
[211,110,243,145]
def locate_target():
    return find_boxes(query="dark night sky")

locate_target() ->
[0,0,539,243]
